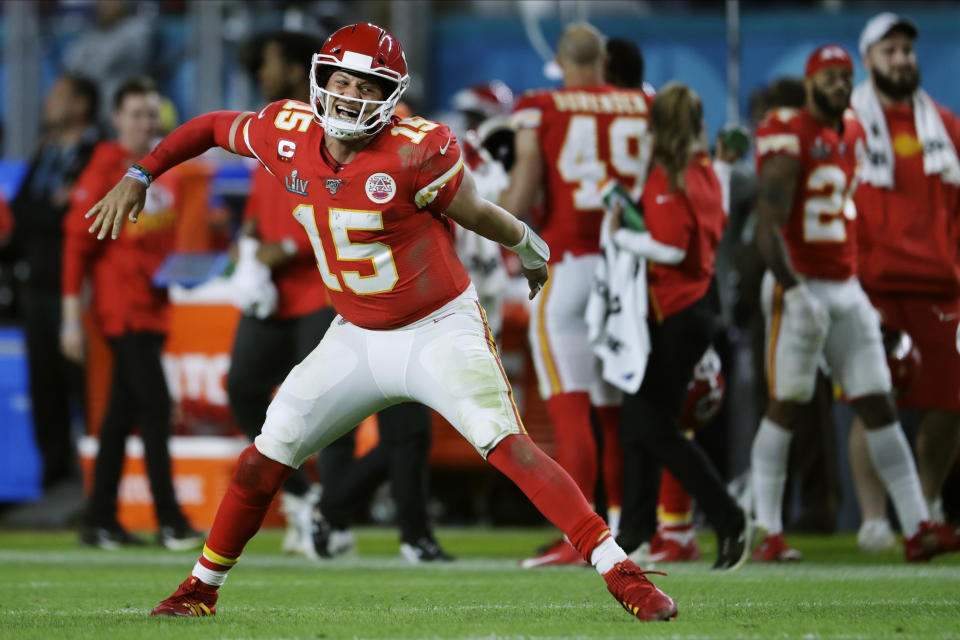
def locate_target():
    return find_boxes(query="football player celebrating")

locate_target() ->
[85,23,677,622]
[501,23,652,565]
[848,13,960,552]
[749,44,960,563]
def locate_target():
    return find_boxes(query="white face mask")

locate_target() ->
[309,54,409,140]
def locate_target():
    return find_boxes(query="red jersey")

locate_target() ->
[233,100,468,330]
[512,85,653,260]
[63,141,178,336]
[855,100,960,297]
[755,107,864,281]
[243,164,330,319]
[644,152,726,319]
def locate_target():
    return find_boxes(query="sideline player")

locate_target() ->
[501,23,652,564]
[848,13,960,551]
[61,77,202,550]
[749,44,959,563]
[86,23,677,622]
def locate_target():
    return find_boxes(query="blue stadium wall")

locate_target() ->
[430,7,960,139]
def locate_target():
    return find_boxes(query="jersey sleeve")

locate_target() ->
[643,172,694,252]
[755,108,803,172]
[413,123,465,214]
[234,100,316,179]
[242,164,266,223]
[511,91,548,131]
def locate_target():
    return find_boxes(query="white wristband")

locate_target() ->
[507,222,550,269]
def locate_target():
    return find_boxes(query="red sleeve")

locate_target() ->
[139,110,253,179]
[754,108,803,172]
[62,147,113,295]
[643,168,693,251]
[413,123,465,215]
[511,91,547,131]
[242,164,264,223]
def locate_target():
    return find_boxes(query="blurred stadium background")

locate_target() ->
[1,0,959,536]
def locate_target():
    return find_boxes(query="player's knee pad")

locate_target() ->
[232,444,294,505]
[255,401,309,468]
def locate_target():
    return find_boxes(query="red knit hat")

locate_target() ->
[805,45,854,78]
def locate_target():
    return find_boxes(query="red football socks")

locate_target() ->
[595,405,623,509]
[200,445,294,574]
[545,392,597,503]
[658,468,693,530]
[488,434,609,561]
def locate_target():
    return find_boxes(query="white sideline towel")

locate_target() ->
[585,211,651,393]
[852,81,960,187]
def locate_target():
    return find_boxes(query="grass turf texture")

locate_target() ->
[0,527,958,639]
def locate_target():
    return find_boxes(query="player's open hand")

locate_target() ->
[523,264,548,300]
[85,177,147,240]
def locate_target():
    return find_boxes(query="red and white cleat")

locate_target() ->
[520,538,588,568]
[150,575,218,617]
[649,532,701,563]
[751,533,803,562]
[904,520,960,563]
[603,559,678,621]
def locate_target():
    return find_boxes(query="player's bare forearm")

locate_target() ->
[498,128,542,218]
[755,155,801,289]
[447,170,525,246]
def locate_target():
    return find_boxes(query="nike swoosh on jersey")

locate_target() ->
[439,136,453,156]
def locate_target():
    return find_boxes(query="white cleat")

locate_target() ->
[858,518,896,553]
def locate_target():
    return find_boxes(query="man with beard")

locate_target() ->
[749,44,960,562]
[848,13,960,551]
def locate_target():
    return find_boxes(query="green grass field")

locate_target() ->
[1,527,958,639]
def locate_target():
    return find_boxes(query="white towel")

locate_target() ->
[585,211,650,393]
[852,81,960,187]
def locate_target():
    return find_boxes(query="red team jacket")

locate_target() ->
[754,107,865,281]
[227,100,468,330]
[512,85,653,260]
[243,164,330,319]
[63,142,178,337]
[644,152,726,320]
[854,100,960,298]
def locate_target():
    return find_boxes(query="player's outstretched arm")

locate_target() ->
[86,110,253,239]
[446,169,549,299]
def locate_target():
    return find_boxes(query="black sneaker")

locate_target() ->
[157,523,204,551]
[306,505,332,559]
[400,536,455,564]
[80,524,146,549]
[713,511,754,571]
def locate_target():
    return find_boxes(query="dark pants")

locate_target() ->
[618,287,744,550]
[320,402,432,544]
[226,307,336,497]
[23,290,84,489]
[784,370,840,532]
[87,332,185,527]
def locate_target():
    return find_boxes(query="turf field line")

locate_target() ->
[1,549,957,580]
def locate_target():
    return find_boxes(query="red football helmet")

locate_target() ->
[679,347,725,431]
[453,80,514,121]
[882,326,922,397]
[310,23,410,139]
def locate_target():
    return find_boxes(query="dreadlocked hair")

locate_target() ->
[651,82,705,192]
